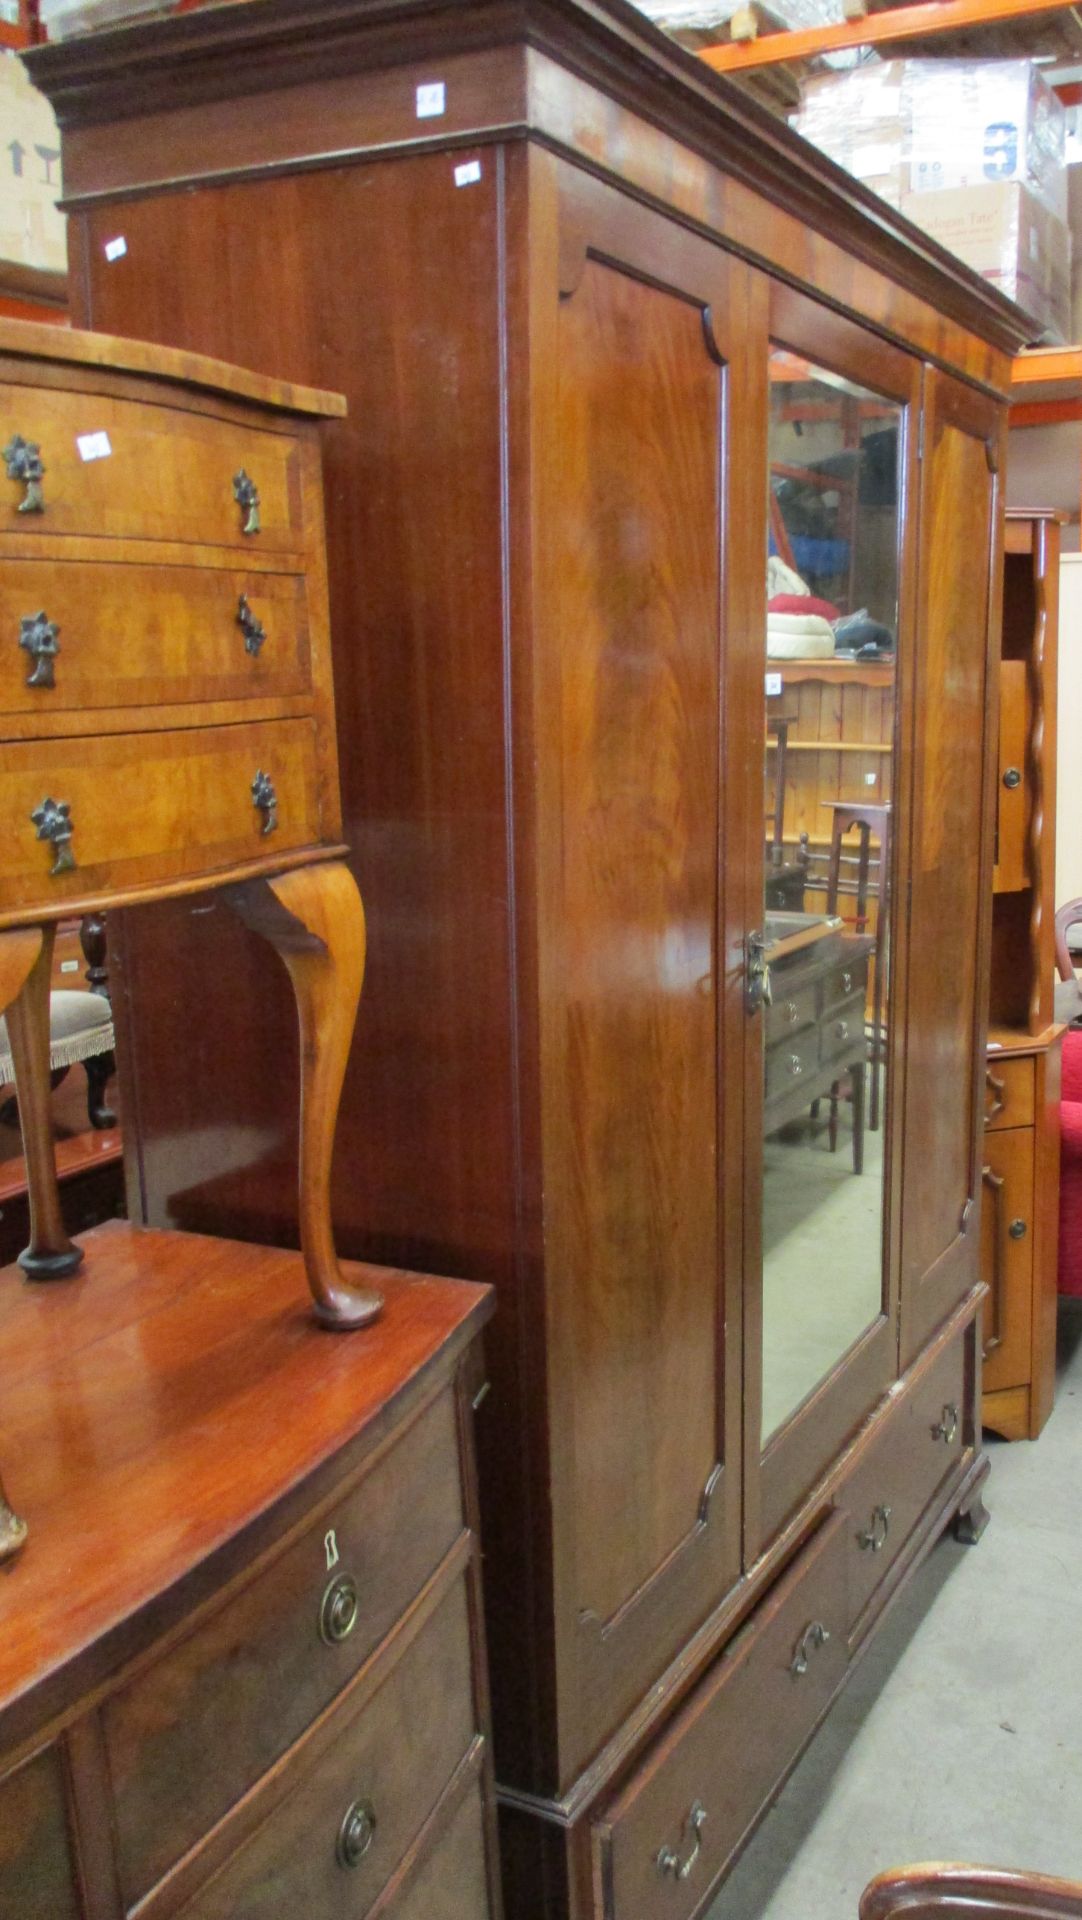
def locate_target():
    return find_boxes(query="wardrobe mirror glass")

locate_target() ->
[761,350,901,1444]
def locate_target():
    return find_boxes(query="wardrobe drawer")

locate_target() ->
[766,978,817,1044]
[984,1055,1034,1132]
[593,1513,847,1920]
[179,1574,477,1920]
[106,1388,465,1906]
[387,1778,491,1920]
[819,994,867,1072]
[843,1330,966,1635]
[1,383,306,553]
[0,715,321,920]
[765,1026,819,1102]
[0,1745,80,1920]
[0,556,312,717]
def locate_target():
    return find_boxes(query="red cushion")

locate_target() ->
[1063,1029,1082,1102]
[1059,1093,1082,1297]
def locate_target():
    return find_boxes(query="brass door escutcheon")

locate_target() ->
[31,796,75,876]
[20,611,60,689]
[233,469,261,536]
[4,434,45,514]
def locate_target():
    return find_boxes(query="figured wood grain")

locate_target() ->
[0,1221,493,1755]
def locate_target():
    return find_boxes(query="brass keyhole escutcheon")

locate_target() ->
[320,1572,359,1646]
[336,1798,377,1870]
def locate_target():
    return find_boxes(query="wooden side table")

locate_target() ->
[0,318,377,1560]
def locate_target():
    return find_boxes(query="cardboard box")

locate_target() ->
[0,52,66,274]
[795,60,909,207]
[901,181,1070,343]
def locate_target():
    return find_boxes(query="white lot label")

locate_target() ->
[104,236,127,261]
[765,672,783,697]
[77,431,112,463]
[455,160,482,188]
[416,82,446,118]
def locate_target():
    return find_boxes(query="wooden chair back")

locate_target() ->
[861,1866,1082,1920]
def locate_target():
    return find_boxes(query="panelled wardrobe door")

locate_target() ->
[528,151,765,1786]
[899,368,1003,1369]
[749,286,922,1554]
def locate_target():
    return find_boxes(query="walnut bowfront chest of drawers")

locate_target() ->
[0,319,382,1559]
[0,1221,500,1920]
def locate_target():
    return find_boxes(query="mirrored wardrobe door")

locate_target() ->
[746,289,923,1555]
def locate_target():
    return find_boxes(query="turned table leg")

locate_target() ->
[5,924,84,1281]
[227,861,382,1331]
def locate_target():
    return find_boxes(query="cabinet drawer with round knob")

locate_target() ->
[591,1513,847,1920]
[0,716,323,924]
[103,1386,465,1907]
[177,1572,477,1920]
[1,383,307,555]
[0,555,312,719]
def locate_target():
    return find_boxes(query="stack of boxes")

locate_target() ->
[0,45,65,276]
[794,59,1071,342]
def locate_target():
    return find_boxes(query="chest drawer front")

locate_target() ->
[822,952,870,1017]
[819,993,868,1072]
[0,716,321,918]
[387,1779,491,1920]
[179,1574,477,1920]
[843,1328,966,1635]
[595,1514,847,1920]
[765,978,817,1045]
[0,1746,80,1920]
[106,1387,465,1905]
[984,1055,1035,1132]
[0,557,312,717]
[1,384,305,553]
[765,1025,819,1103]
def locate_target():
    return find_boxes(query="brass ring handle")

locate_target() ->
[656,1801,707,1882]
[790,1619,831,1677]
[336,1799,377,1871]
[251,769,278,836]
[20,611,60,689]
[31,796,75,876]
[4,434,45,514]
[932,1403,959,1446]
[319,1572,359,1646]
[857,1504,892,1554]
[233,469,261,536]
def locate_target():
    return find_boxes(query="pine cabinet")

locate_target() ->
[28,4,1032,1915]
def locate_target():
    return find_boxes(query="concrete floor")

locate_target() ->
[707,1298,1082,1920]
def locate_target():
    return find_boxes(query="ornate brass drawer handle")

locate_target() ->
[857,1504,892,1554]
[233,469,261,536]
[319,1571,359,1646]
[931,1403,959,1446]
[236,593,266,658]
[20,611,60,690]
[31,796,75,876]
[790,1619,830,1677]
[4,434,45,514]
[656,1801,707,1882]
[251,769,278,836]
[336,1798,377,1871]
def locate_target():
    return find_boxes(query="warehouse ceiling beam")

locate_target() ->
[698,0,1082,71]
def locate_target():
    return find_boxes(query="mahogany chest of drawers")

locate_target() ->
[0,1221,500,1919]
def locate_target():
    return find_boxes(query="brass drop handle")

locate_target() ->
[20,611,60,689]
[932,1403,959,1446]
[320,1572,359,1646]
[251,769,278,836]
[336,1799,377,1870]
[31,796,75,876]
[236,592,266,658]
[790,1619,830,1677]
[1002,767,1022,791]
[656,1801,707,1882]
[4,433,45,514]
[857,1504,892,1554]
[233,469,261,536]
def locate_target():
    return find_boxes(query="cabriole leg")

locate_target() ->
[5,924,84,1281]
[227,861,382,1331]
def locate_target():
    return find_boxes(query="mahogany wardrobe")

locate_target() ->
[30,5,1033,1917]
